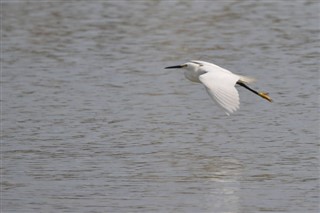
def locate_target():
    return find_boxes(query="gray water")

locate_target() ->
[2,1,319,213]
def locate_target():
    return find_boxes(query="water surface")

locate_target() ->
[2,1,319,212]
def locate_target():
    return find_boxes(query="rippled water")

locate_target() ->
[2,1,319,212]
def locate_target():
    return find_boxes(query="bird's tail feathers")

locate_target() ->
[238,75,256,84]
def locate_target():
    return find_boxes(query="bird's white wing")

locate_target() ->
[192,60,234,74]
[199,71,240,115]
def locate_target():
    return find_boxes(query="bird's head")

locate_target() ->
[165,61,203,71]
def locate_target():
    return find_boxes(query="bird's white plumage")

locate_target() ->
[192,60,234,75]
[190,60,241,114]
[199,71,240,115]
[165,60,268,115]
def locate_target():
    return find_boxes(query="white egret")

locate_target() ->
[165,60,272,115]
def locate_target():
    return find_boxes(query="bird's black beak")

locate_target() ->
[165,65,184,69]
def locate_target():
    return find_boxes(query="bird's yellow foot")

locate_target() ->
[259,92,272,102]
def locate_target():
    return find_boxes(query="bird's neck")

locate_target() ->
[184,69,204,83]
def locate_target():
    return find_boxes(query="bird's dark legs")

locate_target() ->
[236,82,272,102]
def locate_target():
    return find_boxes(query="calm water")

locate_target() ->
[2,1,319,212]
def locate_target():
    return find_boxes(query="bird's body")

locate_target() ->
[165,60,272,115]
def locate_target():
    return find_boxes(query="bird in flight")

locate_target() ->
[165,60,272,115]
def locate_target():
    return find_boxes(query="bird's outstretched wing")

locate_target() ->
[199,71,240,115]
